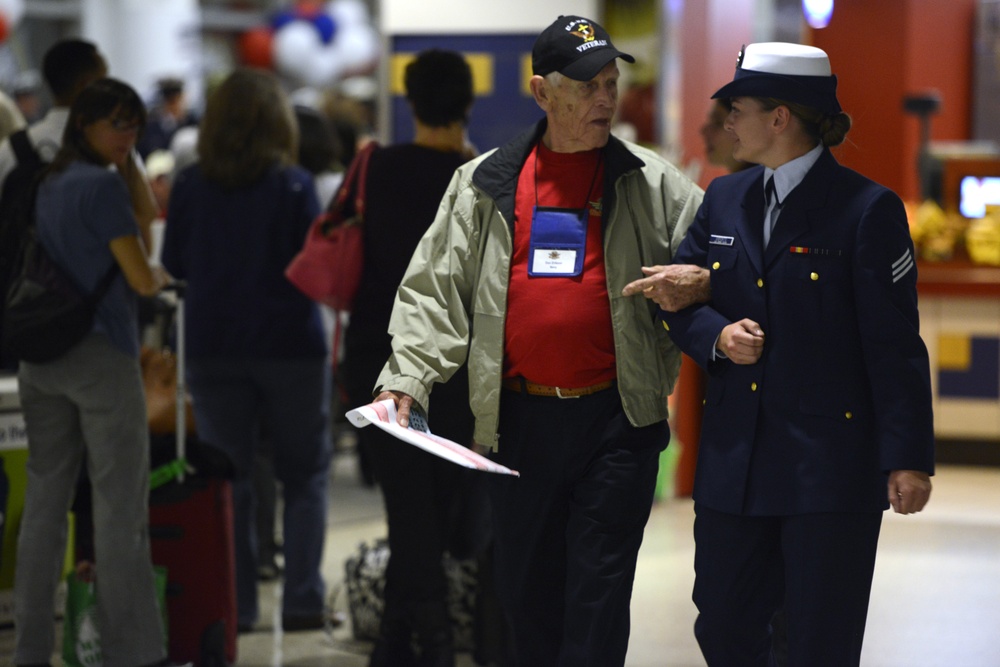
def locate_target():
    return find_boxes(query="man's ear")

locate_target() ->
[529,75,550,111]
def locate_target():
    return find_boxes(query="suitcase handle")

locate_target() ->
[160,280,187,299]
[160,280,188,480]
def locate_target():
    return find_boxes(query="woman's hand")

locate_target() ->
[118,150,159,248]
[109,236,171,297]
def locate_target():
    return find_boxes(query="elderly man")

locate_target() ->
[373,15,706,667]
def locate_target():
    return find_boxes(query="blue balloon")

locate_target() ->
[270,11,297,31]
[312,14,337,44]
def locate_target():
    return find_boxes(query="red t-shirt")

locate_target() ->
[503,142,617,387]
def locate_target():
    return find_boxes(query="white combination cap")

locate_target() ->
[712,41,841,114]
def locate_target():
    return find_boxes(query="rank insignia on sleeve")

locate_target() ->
[892,248,914,283]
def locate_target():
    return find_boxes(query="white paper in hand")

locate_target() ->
[346,399,520,477]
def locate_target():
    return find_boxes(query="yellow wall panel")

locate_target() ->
[938,333,972,371]
[390,52,494,96]
[521,53,533,96]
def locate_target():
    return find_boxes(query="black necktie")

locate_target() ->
[764,177,781,248]
[765,176,781,208]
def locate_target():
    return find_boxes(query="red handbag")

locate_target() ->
[286,142,377,311]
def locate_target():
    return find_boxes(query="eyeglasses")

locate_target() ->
[108,117,141,133]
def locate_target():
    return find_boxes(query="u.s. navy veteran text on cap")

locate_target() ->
[532,15,635,81]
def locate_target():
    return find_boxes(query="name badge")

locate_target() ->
[709,235,734,246]
[532,249,579,275]
[528,206,587,277]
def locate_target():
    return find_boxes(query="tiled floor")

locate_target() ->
[234,453,1000,667]
[7,450,1000,665]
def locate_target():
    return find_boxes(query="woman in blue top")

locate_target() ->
[161,68,331,632]
[14,78,171,667]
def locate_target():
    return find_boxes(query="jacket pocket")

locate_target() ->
[799,382,868,421]
[708,247,738,273]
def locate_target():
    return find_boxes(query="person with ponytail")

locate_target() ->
[641,43,935,666]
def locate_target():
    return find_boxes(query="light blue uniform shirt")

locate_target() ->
[762,143,824,247]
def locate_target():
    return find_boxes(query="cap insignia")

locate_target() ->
[572,24,596,42]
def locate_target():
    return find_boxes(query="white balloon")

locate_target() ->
[271,2,380,87]
[302,48,344,88]
[330,23,380,73]
[327,0,369,28]
[273,21,322,81]
[0,0,25,25]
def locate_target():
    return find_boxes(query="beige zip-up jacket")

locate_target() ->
[376,121,703,450]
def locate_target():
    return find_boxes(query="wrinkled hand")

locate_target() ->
[718,319,765,364]
[374,390,415,428]
[621,264,711,312]
[888,470,932,515]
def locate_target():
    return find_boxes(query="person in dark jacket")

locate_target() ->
[342,49,479,667]
[654,42,934,666]
[161,68,331,633]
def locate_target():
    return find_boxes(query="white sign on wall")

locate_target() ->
[380,0,599,34]
[0,414,27,452]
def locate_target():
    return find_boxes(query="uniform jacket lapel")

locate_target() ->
[736,171,766,276]
[763,149,838,269]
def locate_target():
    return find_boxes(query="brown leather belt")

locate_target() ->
[502,377,613,399]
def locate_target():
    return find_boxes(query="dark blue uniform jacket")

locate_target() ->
[662,149,934,516]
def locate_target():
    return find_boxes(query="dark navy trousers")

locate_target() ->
[487,385,667,667]
[693,505,883,667]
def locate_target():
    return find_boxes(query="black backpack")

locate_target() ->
[0,130,47,368]
[0,131,119,365]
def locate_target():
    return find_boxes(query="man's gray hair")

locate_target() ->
[544,71,566,88]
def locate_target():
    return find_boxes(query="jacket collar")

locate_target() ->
[735,148,839,272]
[763,148,838,267]
[473,118,645,230]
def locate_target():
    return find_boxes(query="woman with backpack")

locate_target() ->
[13,78,174,667]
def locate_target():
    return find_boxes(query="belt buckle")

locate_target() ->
[554,386,579,399]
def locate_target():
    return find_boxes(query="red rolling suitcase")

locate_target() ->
[148,283,238,667]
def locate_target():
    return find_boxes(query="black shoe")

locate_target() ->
[369,638,418,667]
[417,646,455,667]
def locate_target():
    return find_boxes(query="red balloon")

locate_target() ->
[239,26,274,69]
[296,0,323,17]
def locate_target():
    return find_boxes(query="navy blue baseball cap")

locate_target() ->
[712,42,842,114]
[532,15,635,81]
